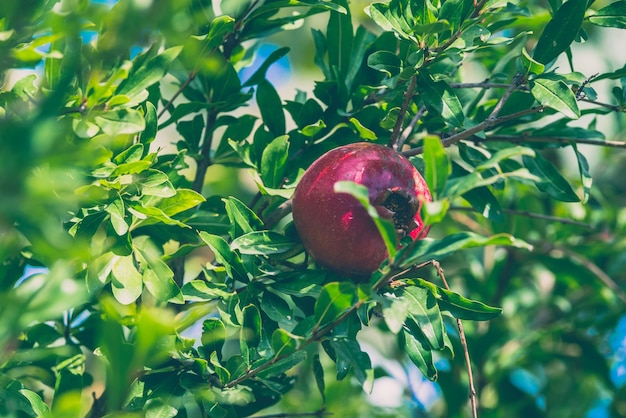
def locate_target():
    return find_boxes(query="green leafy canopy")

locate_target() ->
[1,0,625,417]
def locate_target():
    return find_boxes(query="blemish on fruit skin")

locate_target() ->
[341,211,354,229]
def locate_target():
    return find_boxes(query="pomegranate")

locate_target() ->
[292,143,431,276]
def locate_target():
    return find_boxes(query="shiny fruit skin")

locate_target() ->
[292,142,432,276]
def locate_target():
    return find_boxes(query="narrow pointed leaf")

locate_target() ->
[533,0,587,64]
[423,135,450,199]
[523,153,580,202]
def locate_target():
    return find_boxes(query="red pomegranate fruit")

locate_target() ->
[292,142,432,276]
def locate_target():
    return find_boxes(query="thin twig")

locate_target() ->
[432,261,478,418]
[538,243,626,305]
[224,300,363,389]
[580,98,623,112]
[473,134,626,149]
[403,106,544,157]
[389,74,418,151]
[449,81,513,89]
[400,105,427,148]
[449,206,595,229]
[487,73,522,121]
[157,71,197,120]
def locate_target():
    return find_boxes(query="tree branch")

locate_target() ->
[158,71,197,120]
[449,206,595,229]
[403,106,544,157]
[473,134,626,149]
[449,81,513,89]
[486,73,522,120]
[389,74,418,151]
[224,300,363,389]
[580,98,623,112]
[537,243,626,305]
[432,261,478,418]
[192,110,218,192]
[400,105,426,148]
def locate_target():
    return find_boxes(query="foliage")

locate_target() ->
[1,0,625,417]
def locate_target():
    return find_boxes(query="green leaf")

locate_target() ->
[223,196,264,239]
[257,79,285,137]
[522,153,580,202]
[530,78,580,119]
[198,231,249,282]
[231,231,295,255]
[533,0,587,64]
[418,71,465,128]
[329,337,372,385]
[140,101,158,146]
[262,291,295,326]
[260,135,289,188]
[105,197,129,236]
[327,0,353,80]
[117,46,182,99]
[156,189,206,216]
[587,1,626,29]
[349,117,377,140]
[397,286,444,350]
[16,264,88,327]
[256,350,308,379]
[270,328,300,357]
[401,329,437,381]
[210,351,231,385]
[422,135,450,199]
[474,146,536,172]
[572,144,592,204]
[314,282,357,329]
[206,54,243,107]
[114,143,144,164]
[443,167,541,199]
[19,389,53,418]
[367,50,402,78]
[461,184,504,223]
[222,0,251,17]
[111,255,143,304]
[206,15,236,48]
[95,108,146,135]
[138,170,176,198]
[334,181,398,260]
[182,280,232,302]
[241,304,262,349]
[313,354,326,403]
[300,119,327,137]
[201,318,227,358]
[396,232,532,268]
[244,0,347,23]
[135,243,183,304]
[414,279,503,320]
[129,203,189,229]
[519,47,545,75]
[382,293,410,334]
[177,114,205,153]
